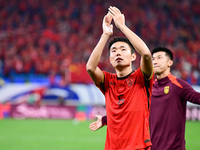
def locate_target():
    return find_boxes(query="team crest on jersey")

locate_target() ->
[126,77,134,87]
[164,86,169,94]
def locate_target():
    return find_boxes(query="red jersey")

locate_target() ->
[98,68,154,150]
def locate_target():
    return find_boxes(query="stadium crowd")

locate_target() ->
[0,0,200,85]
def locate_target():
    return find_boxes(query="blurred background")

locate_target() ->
[0,0,200,149]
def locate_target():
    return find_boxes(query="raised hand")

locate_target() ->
[102,13,113,36]
[108,6,125,30]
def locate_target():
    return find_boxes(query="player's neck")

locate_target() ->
[156,70,171,80]
[115,67,133,78]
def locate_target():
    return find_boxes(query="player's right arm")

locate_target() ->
[86,13,113,85]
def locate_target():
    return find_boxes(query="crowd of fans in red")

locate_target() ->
[0,0,199,85]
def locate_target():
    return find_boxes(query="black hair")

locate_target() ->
[108,37,135,54]
[151,47,173,60]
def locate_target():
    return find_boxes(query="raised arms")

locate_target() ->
[108,6,153,78]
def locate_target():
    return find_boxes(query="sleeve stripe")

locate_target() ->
[140,67,154,80]
[168,73,183,88]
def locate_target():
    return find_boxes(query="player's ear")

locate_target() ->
[131,53,136,62]
[168,60,173,67]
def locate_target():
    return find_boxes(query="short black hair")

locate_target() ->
[108,37,135,54]
[151,47,173,60]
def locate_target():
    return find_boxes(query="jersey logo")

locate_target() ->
[164,86,169,94]
[126,77,134,87]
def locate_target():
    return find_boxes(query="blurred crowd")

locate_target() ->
[0,0,200,85]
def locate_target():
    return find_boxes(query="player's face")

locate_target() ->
[152,51,173,75]
[109,41,135,69]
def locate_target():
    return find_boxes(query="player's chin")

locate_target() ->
[154,70,161,75]
[114,64,124,69]
[114,62,127,67]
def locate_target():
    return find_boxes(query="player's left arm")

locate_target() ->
[181,81,200,104]
[108,6,153,79]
